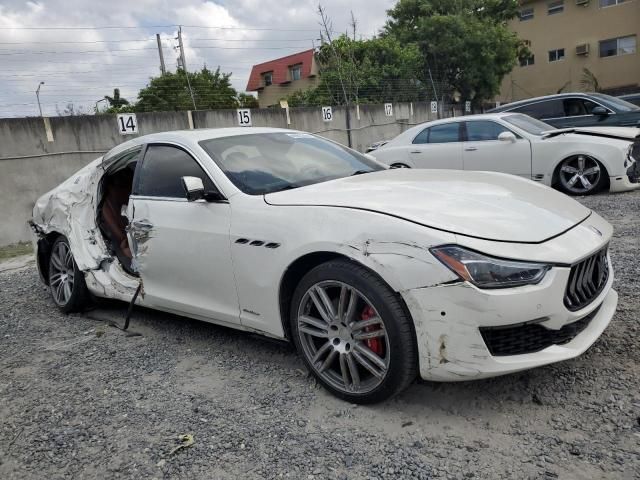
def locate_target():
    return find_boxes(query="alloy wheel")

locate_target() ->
[49,240,75,307]
[297,281,390,394]
[559,155,601,194]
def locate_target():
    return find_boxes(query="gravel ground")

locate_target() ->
[1,191,639,480]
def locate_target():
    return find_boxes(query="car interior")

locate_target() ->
[98,162,137,274]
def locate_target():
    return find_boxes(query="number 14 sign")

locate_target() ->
[117,113,138,135]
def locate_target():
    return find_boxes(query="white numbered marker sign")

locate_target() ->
[237,109,252,127]
[117,113,138,135]
[384,103,393,116]
[465,101,472,113]
[430,101,438,114]
[321,106,333,122]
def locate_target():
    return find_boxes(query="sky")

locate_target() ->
[0,0,394,118]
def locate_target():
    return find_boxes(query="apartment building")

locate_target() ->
[246,49,320,108]
[498,0,639,102]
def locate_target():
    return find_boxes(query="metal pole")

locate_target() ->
[178,26,197,110]
[156,34,166,74]
[36,82,44,117]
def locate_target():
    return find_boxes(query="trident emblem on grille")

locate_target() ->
[589,226,603,237]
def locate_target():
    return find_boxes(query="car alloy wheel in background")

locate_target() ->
[559,155,603,195]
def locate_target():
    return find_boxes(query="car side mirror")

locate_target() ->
[498,131,517,143]
[181,176,205,202]
[592,106,609,116]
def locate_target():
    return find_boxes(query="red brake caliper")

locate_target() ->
[360,306,383,356]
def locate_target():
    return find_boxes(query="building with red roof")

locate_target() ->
[246,49,319,108]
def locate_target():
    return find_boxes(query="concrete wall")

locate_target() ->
[0,102,457,246]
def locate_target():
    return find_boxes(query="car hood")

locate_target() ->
[544,126,640,141]
[264,169,591,243]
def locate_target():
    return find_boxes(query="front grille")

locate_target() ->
[564,247,609,311]
[479,306,599,356]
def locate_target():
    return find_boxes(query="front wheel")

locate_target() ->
[48,236,91,313]
[290,259,418,404]
[558,155,607,195]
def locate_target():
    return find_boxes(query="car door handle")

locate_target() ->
[410,150,422,154]
[464,147,478,152]
[131,220,154,230]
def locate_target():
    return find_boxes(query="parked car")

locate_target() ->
[488,92,640,128]
[369,113,640,195]
[32,128,617,403]
[619,93,640,108]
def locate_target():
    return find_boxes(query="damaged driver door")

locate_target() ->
[127,144,240,326]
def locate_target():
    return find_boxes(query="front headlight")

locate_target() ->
[430,245,550,289]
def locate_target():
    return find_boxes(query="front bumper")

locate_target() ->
[403,260,617,382]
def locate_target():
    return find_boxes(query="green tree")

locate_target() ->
[384,0,523,104]
[287,35,428,107]
[236,92,259,108]
[105,88,129,108]
[135,67,238,112]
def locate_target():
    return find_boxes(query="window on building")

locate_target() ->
[600,0,628,7]
[519,7,534,21]
[262,72,273,87]
[290,64,302,81]
[547,1,564,15]
[548,48,565,62]
[599,35,637,57]
[520,55,535,67]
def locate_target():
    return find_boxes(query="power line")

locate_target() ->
[0,24,317,32]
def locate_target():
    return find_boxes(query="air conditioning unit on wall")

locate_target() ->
[576,43,590,56]
[576,0,589,6]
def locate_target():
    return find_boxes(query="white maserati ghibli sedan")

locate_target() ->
[369,113,640,196]
[31,128,617,403]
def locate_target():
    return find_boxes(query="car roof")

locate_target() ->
[488,92,599,112]
[103,127,296,161]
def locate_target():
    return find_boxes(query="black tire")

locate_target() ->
[557,155,608,196]
[48,236,91,313]
[290,259,418,404]
[390,163,411,169]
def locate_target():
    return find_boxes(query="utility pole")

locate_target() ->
[36,81,44,117]
[156,34,166,74]
[176,26,197,110]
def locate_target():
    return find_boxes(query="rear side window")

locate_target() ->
[429,123,461,143]
[511,99,565,119]
[136,145,214,198]
[412,128,430,144]
[465,121,511,141]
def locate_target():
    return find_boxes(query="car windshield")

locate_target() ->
[590,93,639,112]
[199,132,384,195]
[502,114,555,135]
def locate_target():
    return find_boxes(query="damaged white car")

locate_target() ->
[369,113,640,196]
[31,128,617,403]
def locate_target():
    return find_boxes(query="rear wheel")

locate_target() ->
[558,155,607,195]
[290,259,417,404]
[390,163,411,169]
[48,236,91,313]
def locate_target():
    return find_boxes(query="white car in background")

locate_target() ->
[32,128,616,403]
[369,113,640,195]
